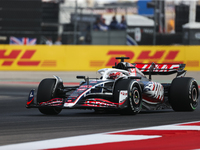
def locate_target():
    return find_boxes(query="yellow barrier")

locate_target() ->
[0,45,199,71]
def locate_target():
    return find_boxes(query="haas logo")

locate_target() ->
[143,82,164,101]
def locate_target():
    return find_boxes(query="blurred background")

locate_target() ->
[0,0,200,46]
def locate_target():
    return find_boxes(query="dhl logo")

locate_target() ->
[90,50,184,67]
[0,50,56,67]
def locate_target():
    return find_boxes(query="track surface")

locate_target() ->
[0,83,200,146]
[0,71,200,147]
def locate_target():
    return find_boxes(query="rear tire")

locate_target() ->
[169,77,199,111]
[37,78,62,115]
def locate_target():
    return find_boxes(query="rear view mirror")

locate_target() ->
[76,76,86,79]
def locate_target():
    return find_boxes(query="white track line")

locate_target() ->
[0,134,160,150]
[0,120,200,150]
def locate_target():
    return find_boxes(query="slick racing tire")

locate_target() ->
[113,79,142,115]
[37,78,62,115]
[169,77,199,111]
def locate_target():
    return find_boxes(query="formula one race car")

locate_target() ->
[26,57,199,115]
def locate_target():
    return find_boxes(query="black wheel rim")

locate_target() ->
[191,87,198,109]
[132,89,140,105]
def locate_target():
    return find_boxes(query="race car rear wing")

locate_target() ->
[112,57,186,80]
[134,63,186,79]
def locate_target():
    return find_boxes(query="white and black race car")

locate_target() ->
[26,57,199,115]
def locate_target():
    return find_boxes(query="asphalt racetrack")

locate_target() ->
[0,71,200,147]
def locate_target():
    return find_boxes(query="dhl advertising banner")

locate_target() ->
[0,45,200,71]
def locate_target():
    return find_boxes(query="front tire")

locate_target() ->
[169,77,199,111]
[113,79,142,115]
[121,86,142,115]
[37,78,62,115]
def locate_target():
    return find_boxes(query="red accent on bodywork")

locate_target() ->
[39,98,63,106]
[152,83,155,91]
[27,98,34,105]
[143,96,164,103]
[135,64,180,73]
[83,98,118,108]
[119,99,126,105]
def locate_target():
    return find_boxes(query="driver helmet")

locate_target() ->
[109,72,123,80]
